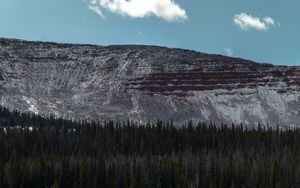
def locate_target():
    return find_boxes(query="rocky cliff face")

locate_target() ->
[0,37,299,126]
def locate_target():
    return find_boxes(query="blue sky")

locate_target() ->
[0,0,299,65]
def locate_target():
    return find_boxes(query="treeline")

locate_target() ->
[0,106,300,187]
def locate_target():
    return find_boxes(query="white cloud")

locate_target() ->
[88,4,104,17]
[224,48,234,56]
[263,17,275,25]
[85,0,188,22]
[234,13,279,31]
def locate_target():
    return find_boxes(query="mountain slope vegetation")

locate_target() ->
[0,106,300,187]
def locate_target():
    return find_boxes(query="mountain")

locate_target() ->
[0,37,299,126]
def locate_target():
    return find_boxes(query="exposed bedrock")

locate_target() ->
[0,37,299,126]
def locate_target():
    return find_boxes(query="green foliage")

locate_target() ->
[0,106,299,187]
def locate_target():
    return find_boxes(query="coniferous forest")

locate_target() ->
[0,106,300,188]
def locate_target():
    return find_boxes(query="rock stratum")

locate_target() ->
[0,38,299,126]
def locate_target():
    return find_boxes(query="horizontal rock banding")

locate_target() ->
[0,37,300,126]
[127,67,300,95]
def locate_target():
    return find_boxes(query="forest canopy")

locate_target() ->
[0,106,299,188]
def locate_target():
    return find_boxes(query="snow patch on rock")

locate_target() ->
[22,96,39,115]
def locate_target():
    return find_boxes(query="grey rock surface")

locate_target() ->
[0,37,299,126]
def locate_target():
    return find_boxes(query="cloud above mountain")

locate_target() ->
[234,13,279,31]
[86,0,188,22]
[224,48,234,56]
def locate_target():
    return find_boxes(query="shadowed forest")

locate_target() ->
[0,106,300,188]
